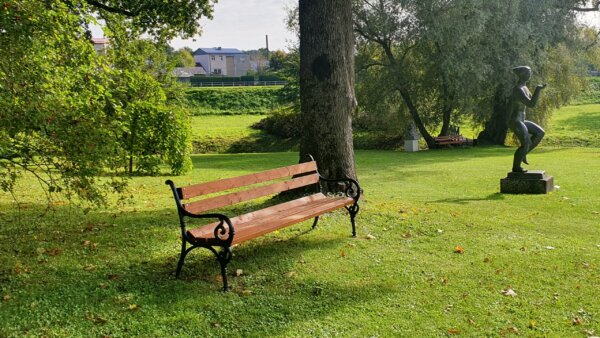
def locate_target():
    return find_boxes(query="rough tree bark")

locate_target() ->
[299,0,357,185]
[477,86,510,145]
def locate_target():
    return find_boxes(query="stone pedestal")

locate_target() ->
[500,170,554,194]
[404,139,419,152]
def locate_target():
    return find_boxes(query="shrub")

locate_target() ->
[185,87,284,114]
[251,108,302,138]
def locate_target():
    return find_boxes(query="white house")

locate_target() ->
[193,47,250,77]
[91,37,109,54]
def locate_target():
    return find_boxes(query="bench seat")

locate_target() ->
[187,193,354,246]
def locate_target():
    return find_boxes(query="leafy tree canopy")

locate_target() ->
[0,0,214,206]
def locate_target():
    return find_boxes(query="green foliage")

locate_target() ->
[572,77,600,105]
[171,48,195,67]
[185,87,284,115]
[354,0,591,143]
[0,0,203,205]
[252,107,302,138]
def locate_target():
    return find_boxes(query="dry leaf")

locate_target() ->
[108,274,119,281]
[441,277,448,285]
[572,318,582,325]
[366,234,376,240]
[235,269,243,277]
[128,304,139,311]
[340,249,346,258]
[528,320,537,328]
[483,257,491,263]
[84,264,96,272]
[447,328,461,335]
[2,294,11,301]
[285,271,297,278]
[402,232,412,238]
[502,288,517,297]
[46,248,62,256]
[82,240,91,246]
[454,246,465,254]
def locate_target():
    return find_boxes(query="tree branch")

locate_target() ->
[84,0,139,16]
[572,0,600,11]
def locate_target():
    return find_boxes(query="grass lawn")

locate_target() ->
[1,146,599,337]
[545,104,600,147]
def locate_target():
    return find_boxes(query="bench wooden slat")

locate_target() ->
[186,193,330,242]
[183,173,320,214]
[232,196,354,244]
[186,195,354,245]
[179,161,318,199]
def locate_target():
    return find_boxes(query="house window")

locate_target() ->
[213,68,222,75]
[211,56,215,61]
[220,56,223,61]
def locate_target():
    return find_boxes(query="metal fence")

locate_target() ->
[190,81,287,87]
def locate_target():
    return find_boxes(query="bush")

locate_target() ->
[251,108,301,138]
[185,87,284,114]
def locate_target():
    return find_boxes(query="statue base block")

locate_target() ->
[500,170,554,194]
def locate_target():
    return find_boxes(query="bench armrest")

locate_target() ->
[184,212,235,246]
[166,179,234,246]
[318,175,361,202]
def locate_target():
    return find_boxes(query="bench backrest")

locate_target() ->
[177,161,319,214]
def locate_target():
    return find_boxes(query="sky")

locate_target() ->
[169,0,296,52]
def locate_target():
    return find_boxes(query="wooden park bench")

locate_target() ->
[433,135,468,147]
[165,159,361,291]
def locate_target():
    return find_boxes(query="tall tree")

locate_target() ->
[299,0,357,183]
[0,0,213,205]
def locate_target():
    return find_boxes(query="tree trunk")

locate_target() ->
[298,0,357,185]
[399,88,437,149]
[478,87,510,145]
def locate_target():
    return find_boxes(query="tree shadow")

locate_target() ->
[428,192,505,205]
[559,110,600,133]
[0,202,395,336]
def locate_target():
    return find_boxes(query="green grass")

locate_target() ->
[2,146,600,337]
[190,115,298,153]
[545,104,600,147]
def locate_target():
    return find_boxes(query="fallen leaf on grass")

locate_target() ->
[447,328,461,335]
[2,294,11,301]
[85,313,108,324]
[46,248,63,256]
[544,246,555,250]
[454,246,465,254]
[366,234,376,240]
[235,269,243,277]
[528,320,537,329]
[502,288,517,297]
[84,264,96,272]
[128,304,139,311]
[107,274,119,281]
[572,318,582,326]
[340,249,346,258]
[285,271,297,278]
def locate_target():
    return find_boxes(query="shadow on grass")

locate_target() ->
[559,110,600,133]
[428,192,505,205]
[0,201,391,336]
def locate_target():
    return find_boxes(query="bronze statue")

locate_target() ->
[508,66,546,173]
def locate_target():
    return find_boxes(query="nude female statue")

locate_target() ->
[508,66,546,173]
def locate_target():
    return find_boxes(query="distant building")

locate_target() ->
[91,37,109,55]
[193,47,250,76]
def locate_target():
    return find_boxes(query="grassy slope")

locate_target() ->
[1,146,599,337]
